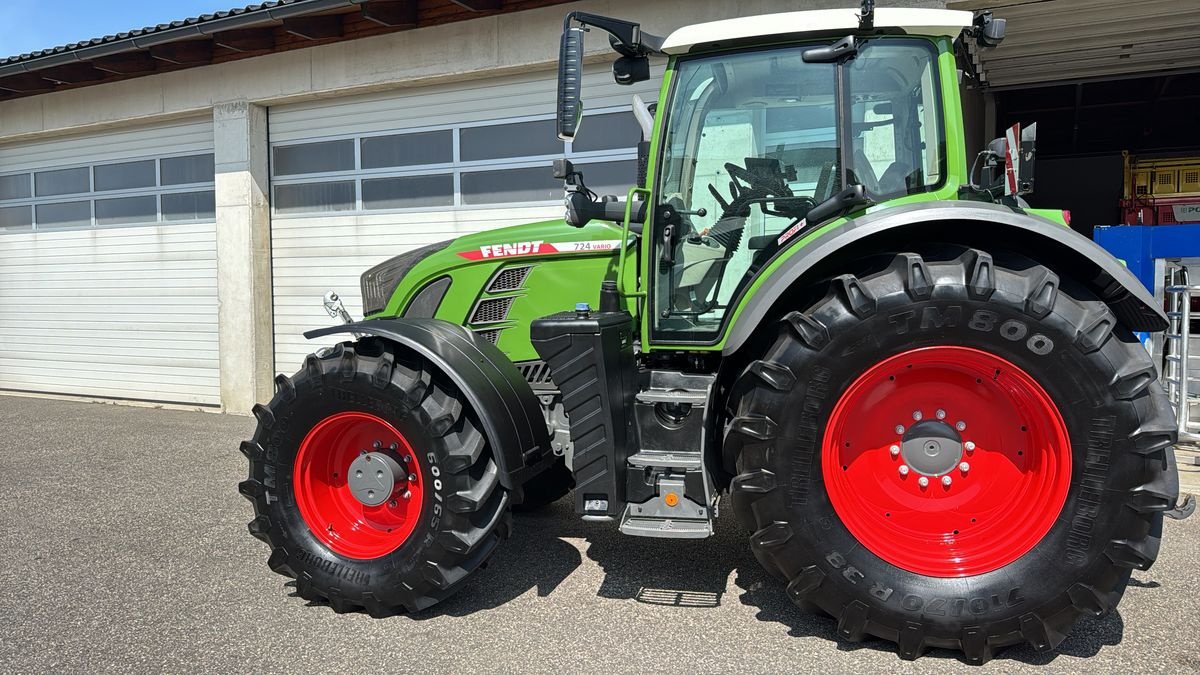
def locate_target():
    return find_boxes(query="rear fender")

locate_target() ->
[723,201,1168,356]
[306,319,553,489]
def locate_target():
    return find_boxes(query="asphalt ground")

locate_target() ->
[1,395,1197,673]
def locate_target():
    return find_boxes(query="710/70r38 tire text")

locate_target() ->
[238,338,511,616]
[726,246,1179,663]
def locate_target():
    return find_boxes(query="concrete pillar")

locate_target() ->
[214,101,274,412]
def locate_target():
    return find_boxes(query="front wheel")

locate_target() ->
[239,339,510,615]
[726,247,1179,663]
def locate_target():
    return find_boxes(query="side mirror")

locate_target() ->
[557,27,585,141]
[613,55,650,85]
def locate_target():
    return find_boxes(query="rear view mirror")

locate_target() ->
[557,27,585,140]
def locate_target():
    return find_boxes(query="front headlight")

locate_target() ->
[360,240,451,316]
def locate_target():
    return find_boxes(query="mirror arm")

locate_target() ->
[563,12,664,56]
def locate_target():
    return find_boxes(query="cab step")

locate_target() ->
[619,474,714,539]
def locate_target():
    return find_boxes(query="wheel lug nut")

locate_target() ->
[402,455,411,464]
[895,424,905,434]
[373,440,382,449]
[956,421,967,432]
[889,444,901,457]
[898,465,910,476]
[918,476,929,488]
[389,500,397,508]
[912,411,923,421]
[959,462,970,473]
[408,474,418,482]
[964,441,976,452]
[389,442,398,451]
[936,409,946,420]
[402,490,412,500]
[941,475,953,487]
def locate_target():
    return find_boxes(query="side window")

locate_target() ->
[0,153,216,233]
[848,41,944,199]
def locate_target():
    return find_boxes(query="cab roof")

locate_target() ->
[660,8,974,55]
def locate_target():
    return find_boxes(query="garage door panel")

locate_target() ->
[0,118,219,405]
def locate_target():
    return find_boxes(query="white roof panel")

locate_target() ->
[661,8,975,54]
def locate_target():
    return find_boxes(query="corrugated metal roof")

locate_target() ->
[948,0,1200,89]
[0,1,305,65]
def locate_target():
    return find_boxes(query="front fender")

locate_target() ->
[306,318,553,489]
[723,201,1168,355]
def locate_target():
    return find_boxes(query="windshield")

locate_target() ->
[652,38,945,342]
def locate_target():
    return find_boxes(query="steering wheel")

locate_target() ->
[708,160,815,221]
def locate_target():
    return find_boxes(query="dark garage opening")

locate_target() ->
[994,72,1200,237]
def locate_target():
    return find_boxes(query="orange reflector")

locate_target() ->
[664,493,679,507]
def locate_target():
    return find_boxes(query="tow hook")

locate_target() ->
[1167,494,1195,521]
[322,290,364,339]
[323,291,355,325]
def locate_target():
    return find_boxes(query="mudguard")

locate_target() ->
[723,201,1168,355]
[306,318,553,489]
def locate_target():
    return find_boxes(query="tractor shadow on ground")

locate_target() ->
[295,493,1132,665]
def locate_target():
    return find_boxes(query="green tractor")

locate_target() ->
[240,3,1182,662]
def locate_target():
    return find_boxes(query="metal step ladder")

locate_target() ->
[618,373,717,539]
[1164,266,1200,444]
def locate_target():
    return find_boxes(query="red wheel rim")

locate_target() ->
[822,346,1071,577]
[293,412,424,559]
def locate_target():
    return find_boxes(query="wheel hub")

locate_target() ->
[292,411,425,560]
[899,420,962,476]
[346,452,407,506]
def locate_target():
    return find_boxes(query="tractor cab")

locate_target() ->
[651,37,946,339]
[553,5,995,345]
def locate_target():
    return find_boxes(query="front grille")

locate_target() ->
[469,296,515,325]
[486,266,532,293]
[474,328,503,344]
[516,360,554,386]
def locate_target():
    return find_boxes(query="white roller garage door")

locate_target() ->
[0,118,220,405]
[269,65,662,372]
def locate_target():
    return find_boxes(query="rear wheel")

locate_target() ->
[726,247,1179,662]
[239,338,510,615]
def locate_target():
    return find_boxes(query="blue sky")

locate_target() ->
[0,1,241,59]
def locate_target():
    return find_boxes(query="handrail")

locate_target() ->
[618,187,651,301]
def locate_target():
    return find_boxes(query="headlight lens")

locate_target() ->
[360,240,451,316]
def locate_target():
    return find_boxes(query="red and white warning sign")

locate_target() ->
[457,239,623,261]
[1004,123,1020,196]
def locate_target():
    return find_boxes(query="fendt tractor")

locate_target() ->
[239,3,1185,662]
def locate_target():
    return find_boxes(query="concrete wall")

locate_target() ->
[0,0,947,141]
[0,0,947,410]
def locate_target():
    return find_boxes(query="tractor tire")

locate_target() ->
[239,338,511,616]
[513,459,574,512]
[726,247,1178,663]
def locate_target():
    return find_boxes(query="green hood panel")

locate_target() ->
[371,218,631,363]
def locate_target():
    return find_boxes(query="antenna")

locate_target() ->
[859,0,876,30]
